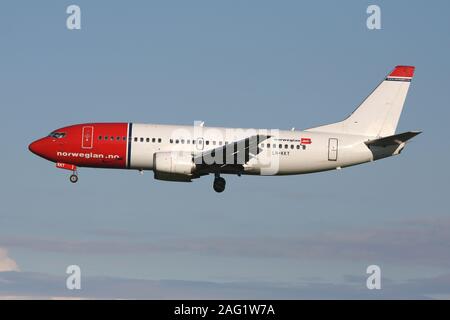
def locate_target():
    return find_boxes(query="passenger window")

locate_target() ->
[273,144,276,148]
[134,137,138,142]
[176,139,179,144]
[219,141,223,146]
[206,141,209,145]
[267,143,270,148]
[117,136,120,141]
[279,144,282,148]
[152,138,156,143]
[213,141,216,145]
[291,145,294,149]
[123,137,127,141]
[285,144,288,149]
[187,139,190,144]
[296,145,300,149]
[302,145,306,150]
[158,138,161,143]
[181,139,185,144]
[98,136,102,140]
[170,139,173,143]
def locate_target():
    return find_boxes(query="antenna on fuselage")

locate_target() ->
[194,120,205,127]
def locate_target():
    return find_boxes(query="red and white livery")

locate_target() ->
[29,66,421,192]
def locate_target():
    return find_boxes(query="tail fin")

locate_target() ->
[306,66,415,137]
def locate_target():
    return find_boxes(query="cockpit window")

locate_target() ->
[48,132,66,139]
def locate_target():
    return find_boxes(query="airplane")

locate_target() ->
[29,65,421,193]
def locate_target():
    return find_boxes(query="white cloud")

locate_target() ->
[0,248,19,272]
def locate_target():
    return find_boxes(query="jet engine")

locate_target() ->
[153,151,196,182]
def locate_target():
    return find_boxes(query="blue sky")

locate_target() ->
[1,0,450,298]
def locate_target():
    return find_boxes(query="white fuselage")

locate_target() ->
[128,123,375,175]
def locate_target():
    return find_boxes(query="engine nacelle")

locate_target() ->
[153,151,196,182]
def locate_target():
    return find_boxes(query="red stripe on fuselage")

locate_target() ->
[54,123,128,169]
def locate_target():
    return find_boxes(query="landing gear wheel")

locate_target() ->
[213,177,226,193]
[69,174,78,183]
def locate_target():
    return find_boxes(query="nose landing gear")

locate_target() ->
[213,173,226,193]
[69,173,78,183]
[56,163,79,183]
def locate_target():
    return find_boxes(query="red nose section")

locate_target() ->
[29,138,53,160]
[28,140,41,155]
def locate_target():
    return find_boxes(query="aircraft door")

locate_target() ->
[328,138,338,161]
[82,126,94,149]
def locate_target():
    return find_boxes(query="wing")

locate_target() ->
[194,134,271,175]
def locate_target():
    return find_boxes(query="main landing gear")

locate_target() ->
[213,173,226,193]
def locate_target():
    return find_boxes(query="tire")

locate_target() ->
[213,177,226,193]
[69,174,78,183]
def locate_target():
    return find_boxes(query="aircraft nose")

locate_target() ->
[28,138,47,157]
[28,140,39,154]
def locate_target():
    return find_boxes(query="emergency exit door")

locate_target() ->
[328,138,338,161]
[196,138,204,151]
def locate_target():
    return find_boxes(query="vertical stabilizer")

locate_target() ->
[306,66,415,137]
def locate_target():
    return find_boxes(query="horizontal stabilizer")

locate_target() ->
[365,131,422,147]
